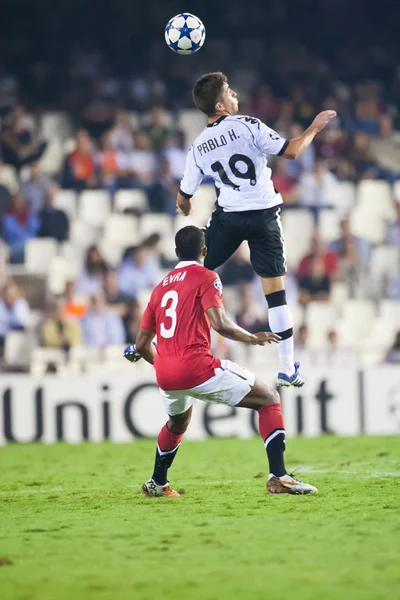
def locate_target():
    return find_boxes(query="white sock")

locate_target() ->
[268,305,294,375]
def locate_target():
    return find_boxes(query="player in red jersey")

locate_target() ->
[125,226,317,497]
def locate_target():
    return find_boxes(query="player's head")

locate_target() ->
[192,72,238,117]
[175,226,206,262]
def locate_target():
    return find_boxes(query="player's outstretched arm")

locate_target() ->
[135,328,157,365]
[206,306,280,345]
[282,110,337,160]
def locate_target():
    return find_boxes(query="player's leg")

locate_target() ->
[142,392,194,498]
[238,377,317,495]
[192,361,316,494]
[247,207,303,387]
[203,208,244,270]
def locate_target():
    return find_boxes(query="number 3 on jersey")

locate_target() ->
[160,290,178,338]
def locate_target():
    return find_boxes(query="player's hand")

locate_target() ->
[176,202,191,216]
[311,110,337,133]
[123,345,142,363]
[252,332,281,346]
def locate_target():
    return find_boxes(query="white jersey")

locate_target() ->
[180,115,288,212]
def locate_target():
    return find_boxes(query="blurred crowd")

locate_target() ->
[1,0,400,370]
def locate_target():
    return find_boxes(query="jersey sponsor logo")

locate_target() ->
[162,271,187,287]
[214,276,223,295]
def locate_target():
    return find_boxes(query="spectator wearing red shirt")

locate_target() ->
[297,232,338,280]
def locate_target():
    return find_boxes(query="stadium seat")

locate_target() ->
[69,221,99,247]
[379,299,400,329]
[103,214,140,246]
[114,189,148,213]
[140,213,173,239]
[79,190,112,227]
[30,347,66,376]
[318,209,341,242]
[349,207,386,244]
[281,209,315,270]
[393,180,400,204]
[306,302,339,347]
[177,110,207,145]
[332,181,357,215]
[54,189,77,221]
[98,240,125,268]
[40,111,72,139]
[357,180,396,222]
[173,213,207,232]
[370,245,400,281]
[59,241,85,270]
[341,300,376,336]
[4,331,35,368]
[330,281,349,306]
[39,139,65,175]
[137,288,153,308]
[48,256,78,295]
[25,238,58,274]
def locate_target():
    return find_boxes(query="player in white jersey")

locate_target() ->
[177,72,336,388]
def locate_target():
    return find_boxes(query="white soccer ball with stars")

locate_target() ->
[165,13,205,55]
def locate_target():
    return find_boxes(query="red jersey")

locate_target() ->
[140,261,224,390]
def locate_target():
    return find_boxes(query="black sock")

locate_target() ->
[152,446,180,486]
[265,432,286,477]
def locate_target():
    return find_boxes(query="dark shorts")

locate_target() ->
[204,205,286,278]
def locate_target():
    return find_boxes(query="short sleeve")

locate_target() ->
[140,301,156,331]
[180,146,204,198]
[257,121,288,156]
[199,273,224,312]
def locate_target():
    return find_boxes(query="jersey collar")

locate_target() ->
[175,261,200,269]
[207,115,227,127]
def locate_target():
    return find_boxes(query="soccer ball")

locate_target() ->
[165,13,206,55]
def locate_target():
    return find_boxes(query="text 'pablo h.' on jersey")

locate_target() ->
[140,262,224,391]
[180,115,288,211]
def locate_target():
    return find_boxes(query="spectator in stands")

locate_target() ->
[271,160,297,204]
[298,256,332,305]
[296,324,309,349]
[297,233,338,281]
[117,132,156,191]
[109,110,134,152]
[76,245,108,296]
[385,331,400,364]
[350,132,378,181]
[298,160,339,206]
[220,247,255,286]
[164,132,187,181]
[236,284,268,333]
[1,191,40,263]
[81,292,125,347]
[62,281,87,318]
[95,131,119,192]
[123,299,142,344]
[118,245,158,299]
[386,203,400,246]
[0,282,30,350]
[328,218,370,283]
[141,233,162,269]
[37,186,69,242]
[1,105,47,171]
[130,72,167,111]
[103,269,131,315]
[20,161,53,214]
[42,300,82,352]
[142,106,171,150]
[371,115,400,181]
[61,129,97,190]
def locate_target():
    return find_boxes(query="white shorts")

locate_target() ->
[159,359,256,416]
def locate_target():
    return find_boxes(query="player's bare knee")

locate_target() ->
[167,409,192,434]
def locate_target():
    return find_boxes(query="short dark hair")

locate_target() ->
[192,72,228,116]
[175,226,205,260]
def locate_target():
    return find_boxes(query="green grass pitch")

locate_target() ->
[1,436,399,600]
